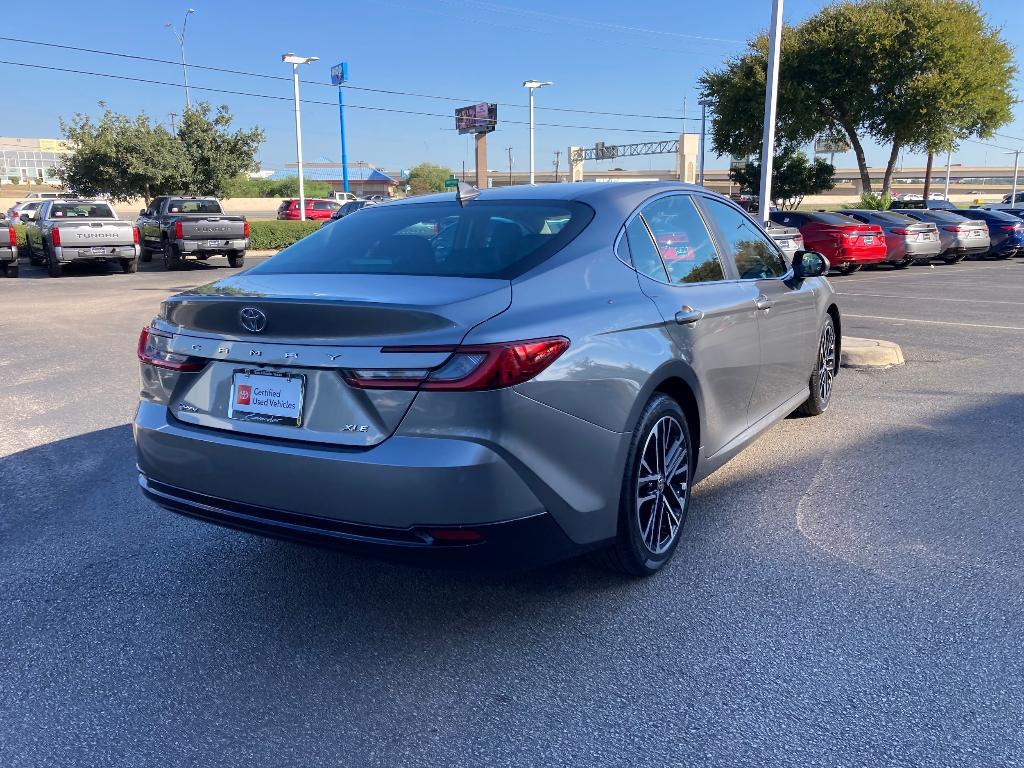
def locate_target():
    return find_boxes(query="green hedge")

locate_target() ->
[7,220,320,253]
[248,220,323,251]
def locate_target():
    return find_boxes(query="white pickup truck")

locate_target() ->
[22,199,139,277]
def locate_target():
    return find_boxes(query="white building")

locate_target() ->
[0,137,70,185]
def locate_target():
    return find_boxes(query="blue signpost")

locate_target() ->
[331,62,350,194]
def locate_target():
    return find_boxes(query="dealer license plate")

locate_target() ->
[207,240,224,247]
[228,370,305,427]
[777,239,790,249]
[87,247,107,255]
[863,236,874,244]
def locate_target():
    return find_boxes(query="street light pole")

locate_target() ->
[944,148,952,200]
[282,53,320,222]
[507,146,514,186]
[698,100,708,186]
[522,80,552,185]
[1009,149,1022,206]
[757,0,784,223]
[165,9,195,112]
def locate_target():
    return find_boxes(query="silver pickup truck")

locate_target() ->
[137,196,249,270]
[23,200,139,277]
[1,217,18,278]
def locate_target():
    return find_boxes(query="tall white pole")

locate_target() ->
[943,149,952,200]
[758,0,784,223]
[1011,150,1020,207]
[180,13,191,110]
[528,88,536,185]
[292,63,306,222]
[699,101,707,186]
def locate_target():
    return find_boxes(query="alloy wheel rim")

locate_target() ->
[819,323,836,403]
[636,415,688,555]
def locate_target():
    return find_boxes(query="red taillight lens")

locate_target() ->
[943,225,963,232]
[132,226,140,244]
[51,227,61,246]
[891,228,910,235]
[344,337,570,391]
[243,220,250,238]
[137,326,206,372]
[424,528,485,544]
[7,226,15,245]
[999,224,1020,231]
[174,221,184,239]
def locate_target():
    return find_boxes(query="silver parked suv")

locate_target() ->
[134,182,840,575]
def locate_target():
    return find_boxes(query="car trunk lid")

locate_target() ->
[177,216,247,240]
[53,219,135,248]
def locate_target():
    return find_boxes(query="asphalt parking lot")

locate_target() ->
[2,255,1023,767]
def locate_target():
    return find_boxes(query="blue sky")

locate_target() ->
[3,0,1022,173]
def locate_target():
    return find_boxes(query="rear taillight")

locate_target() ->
[999,224,1021,231]
[344,338,570,391]
[51,227,61,246]
[137,326,206,372]
[891,228,910,235]
[243,220,250,238]
[943,225,963,232]
[7,226,14,245]
[174,221,184,239]
[132,226,140,244]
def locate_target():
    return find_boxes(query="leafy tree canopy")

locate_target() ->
[406,163,453,195]
[223,174,333,199]
[56,102,264,202]
[700,0,1016,195]
[730,148,835,209]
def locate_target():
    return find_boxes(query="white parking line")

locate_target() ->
[838,292,1024,306]
[844,313,1024,331]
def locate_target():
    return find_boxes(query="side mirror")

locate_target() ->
[792,250,829,279]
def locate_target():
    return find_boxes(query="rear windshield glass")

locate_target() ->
[168,199,223,214]
[251,200,594,279]
[955,209,1018,222]
[895,209,965,223]
[806,212,858,225]
[50,203,114,218]
[855,211,914,225]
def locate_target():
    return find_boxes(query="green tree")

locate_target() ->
[406,163,452,195]
[730,148,835,209]
[223,174,332,199]
[56,106,189,202]
[178,103,265,197]
[700,0,1015,195]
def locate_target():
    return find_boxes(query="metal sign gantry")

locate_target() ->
[569,139,680,163]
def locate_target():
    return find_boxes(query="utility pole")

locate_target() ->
[553,150,561,183]
[165,9,195,112]
[757,0,784,223]
[168,112,178,133]
[1008,149,1022,206]
[698,100,708,186]
[507,146,514,186]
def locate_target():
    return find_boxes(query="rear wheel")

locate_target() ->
[4,261,18,278]
[942,254,959,265]
[228,251,245,268]
[120,257,138,274]
[596,394,692,577]
[838,263,861,275]
[892,258,913,269]
[794,315,837,417]
[47,247,62,278]
[162,239,182,270]
[139,240,152,262]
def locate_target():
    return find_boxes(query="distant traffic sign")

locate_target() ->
[444,177,459,189]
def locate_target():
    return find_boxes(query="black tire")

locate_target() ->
[838,263,861,275]
[162,239,182,270]
[794,314,837,417]
[4,262,18,278]
[227,251,245,268]
[139,240,152,262]
[120,258,138,274]
[595,394,692,577]
[25,237,40,266]
[892,258,913,269]
[942,254,959,265]
[47,248,62,278]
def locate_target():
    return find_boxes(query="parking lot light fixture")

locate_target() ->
[282,53,320,221]
[523,80,552,185]
[165,8,196,111]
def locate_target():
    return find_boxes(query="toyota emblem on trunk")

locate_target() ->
[239,307,267,333]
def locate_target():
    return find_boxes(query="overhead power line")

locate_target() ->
[0,59,680,135]
[0,35,699,123]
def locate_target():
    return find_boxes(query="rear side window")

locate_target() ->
[639,195,724,284]
[168,199,223,214]
[624,216,668,281]
[703,198,788,278]
[251,200,594,279]
[50,203,114,218]
[770,211,805,227]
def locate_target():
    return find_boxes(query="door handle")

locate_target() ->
[674,306,704,325]
[755,294,774,311]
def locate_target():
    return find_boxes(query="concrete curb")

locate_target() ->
[248,249,279,258]
[841,336,905,369]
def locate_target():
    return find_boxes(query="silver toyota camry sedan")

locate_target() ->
[134,182,840,575]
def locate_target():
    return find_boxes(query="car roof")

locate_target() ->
[385,181,710,208]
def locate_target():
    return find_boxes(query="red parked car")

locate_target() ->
[768,210,887,274]
[276,198,342,221]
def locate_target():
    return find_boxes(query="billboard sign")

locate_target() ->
[330,62,349,86]
[455,102,497,135]
[814,136,851,155]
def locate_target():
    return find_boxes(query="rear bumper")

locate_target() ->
[837,248,887,265]
[899,240,942,259]
[139,474,584,569]
[951,241,990,256]
[54,245,138,262]
[0,246,14,263]
[177,238,248,253]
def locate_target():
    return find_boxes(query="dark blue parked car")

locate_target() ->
[948,208,1024,258]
